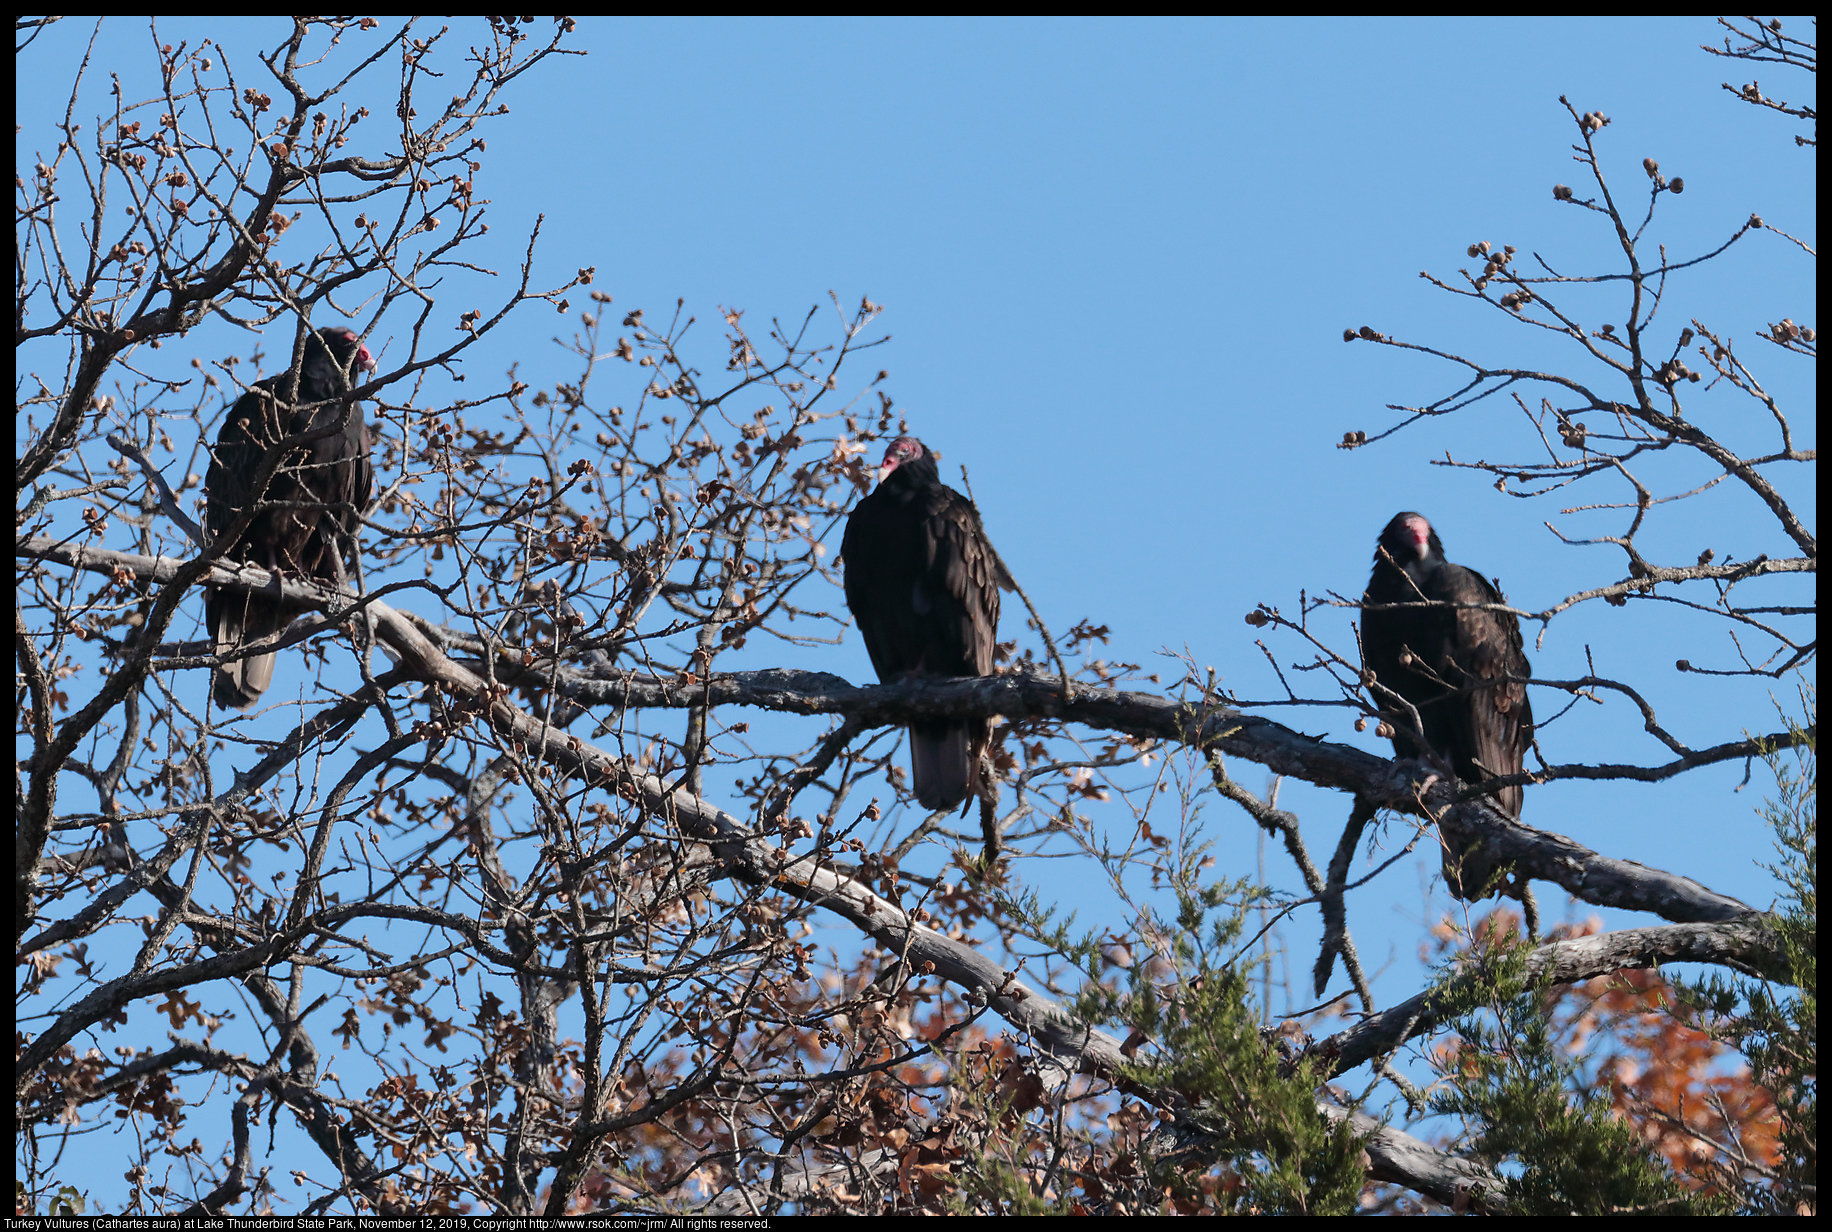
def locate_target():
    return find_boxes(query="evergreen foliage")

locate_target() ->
[1686,700,1815,1213]
[1122,883,1369,1216]
[1431,940,1729,1214]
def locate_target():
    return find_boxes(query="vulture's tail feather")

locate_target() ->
[211,592,288,710]
[909,721,972,812]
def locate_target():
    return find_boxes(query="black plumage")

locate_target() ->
[1362,511,1533,898]
[205,326,375,709]
[842,437,1013,814]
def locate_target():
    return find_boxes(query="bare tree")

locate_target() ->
[1705,14,1817,147]
[16,16,1812,1216]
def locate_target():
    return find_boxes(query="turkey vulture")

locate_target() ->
[205,326,375,709]
[842,436,1014,816]
[1361,511,1533,898]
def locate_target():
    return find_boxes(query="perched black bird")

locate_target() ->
[1362,511,1533,898]
[205,326,375,709]
[842,436,1014,815]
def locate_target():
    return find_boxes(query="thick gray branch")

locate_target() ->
[528,663,1766,925]
[19,536,1775,929]
[1319,917,1787,1078]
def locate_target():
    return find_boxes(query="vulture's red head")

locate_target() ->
[324,327,376,375]
[877,436,928,485]
[1378,511,1444,565]
[348,332,377,374]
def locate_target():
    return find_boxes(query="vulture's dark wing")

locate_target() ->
[205,383,297,709]
[292,405,373,585]
[843,479,1006,681]
[1364,562,1531,808]
[914,480,1007,680]
[1432,565,1531,818]
[1360,554,1444,765]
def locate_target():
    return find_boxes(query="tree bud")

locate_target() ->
[1643,157,1659,177]
[1668,177,1684,193]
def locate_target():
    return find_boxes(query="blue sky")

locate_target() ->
[17,15,1815,1207]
